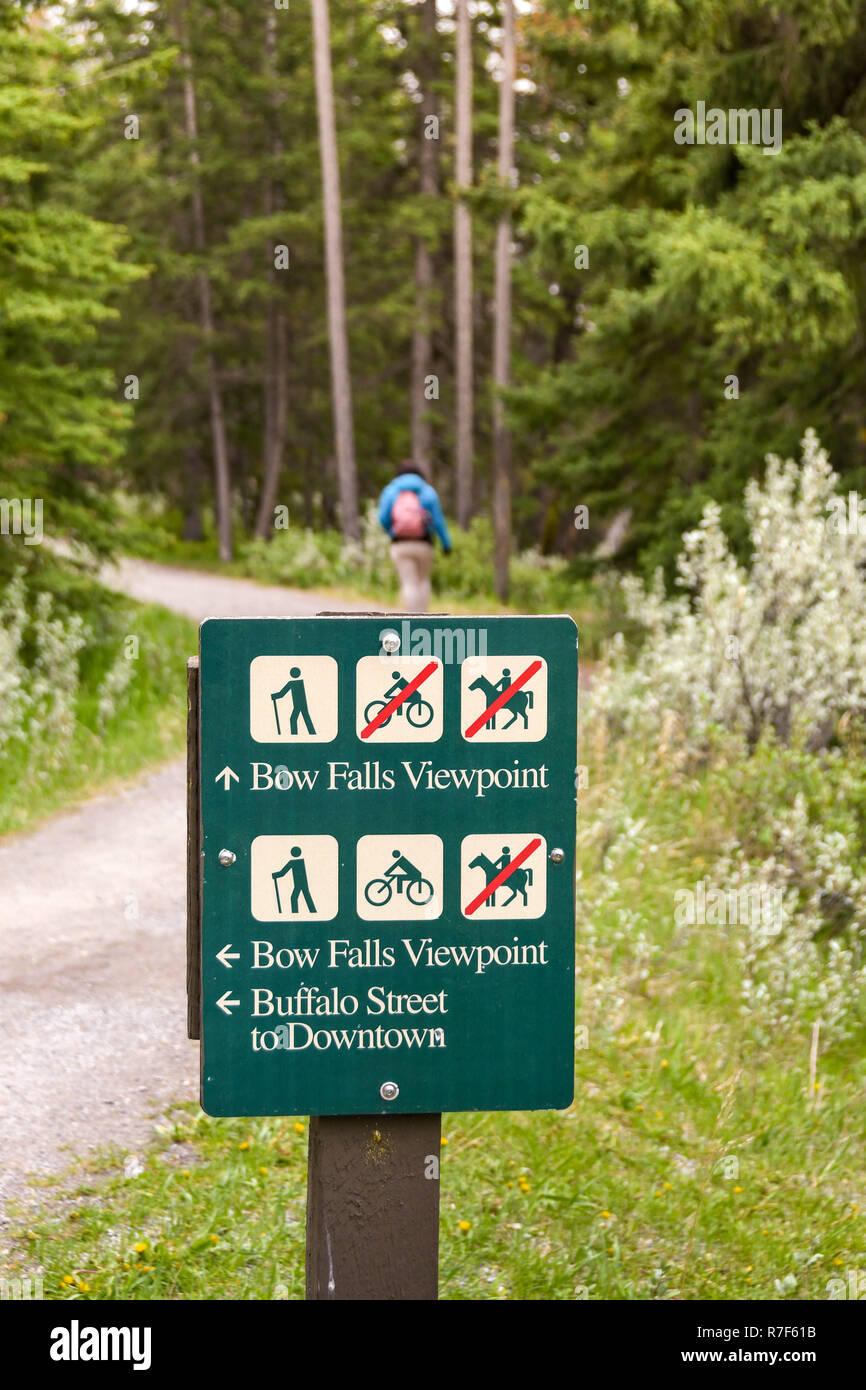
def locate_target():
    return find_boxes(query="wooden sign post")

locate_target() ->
[188,614,577,1300]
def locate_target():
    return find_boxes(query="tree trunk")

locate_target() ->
[175,2,233,563]
[492,0,515,601]
[411,0,438,479]
[182,442,205,541]
[454,0,473,526]
[256,9,289,540]
[311,0,360,541]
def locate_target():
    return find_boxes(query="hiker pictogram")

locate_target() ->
[272,845,316,914]
[460,655,548,742]
[250,834,339,922]
[271,668,315,737]
[461,833,547,920]
[249,655,338,743]
[364,849,434,907]
[356,833,443,920]
[355,656,444,743]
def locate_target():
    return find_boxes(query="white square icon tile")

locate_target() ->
[460,833,546,920]
[355,656,443,742]
[250,835,339,922]
[356,834,443,921]
[250,655,338,743]
[460,655,548,742]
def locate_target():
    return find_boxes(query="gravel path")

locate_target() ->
[0,561,376,1226]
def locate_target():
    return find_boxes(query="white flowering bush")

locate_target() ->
[714,787,866,1042]
[0,574,89,771]
[340,503,395,590]
[0,572,30,753]
[594,429,866,754]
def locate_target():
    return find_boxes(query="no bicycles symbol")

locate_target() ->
[355,657,444,742]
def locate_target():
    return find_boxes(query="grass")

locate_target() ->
[0,586,197,838]
[5,738,865,1300]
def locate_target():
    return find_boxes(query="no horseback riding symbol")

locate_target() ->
[249,655,338,743]
[355,656,444,742]
[250,834,339,922]
[356,834,443,921]
[460,655,548,742]
[460,833,547,920]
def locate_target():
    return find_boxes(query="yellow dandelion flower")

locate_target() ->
[238,1141,250,1151]
[663,1181,673,1190]
[733,1186,743,1194]
[654,1111,662,1119]
[77,1281,90,1292]
[834,1257,844,1267]
[744,1266,753,1273]
[600,1210,612,1219]
[506,1181,514,1188]
[260,1166,268,1175]
[660,1060,669,1069]
[636,1104,644,1112]
[210,1234,219,1243]
[134,1242,148,1254]
[293,1122,305,1134]
[654,1189,662,1197]
[181,1169,190,1177]
[458,1220,471,1232]
[440,1136,448,1147]
[61,1274,75,1286]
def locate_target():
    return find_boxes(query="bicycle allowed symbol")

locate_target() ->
[364,849,434,907]
[363,671,434,730]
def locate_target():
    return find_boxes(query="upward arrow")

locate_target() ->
[215,766,239,790]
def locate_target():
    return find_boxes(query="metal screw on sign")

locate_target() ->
[549,847,566,864]
[218,848,237,867]
[381,630,401,655]
[380,1081,399,1101]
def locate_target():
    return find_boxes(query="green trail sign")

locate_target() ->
[198,615,578,1116]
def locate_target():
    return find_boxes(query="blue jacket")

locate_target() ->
[378,473,452,551]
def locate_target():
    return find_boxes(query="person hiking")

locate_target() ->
[377,460,452,613]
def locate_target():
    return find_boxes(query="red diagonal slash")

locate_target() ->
[464,837,542,916]
[464,659,542,738]
[361,660,439,739]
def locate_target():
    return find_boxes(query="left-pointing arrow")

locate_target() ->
[215,766,240,789]
[216,944,240,968]
[216,990,240,1015]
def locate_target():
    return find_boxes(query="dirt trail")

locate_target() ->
[0,561,372,1224]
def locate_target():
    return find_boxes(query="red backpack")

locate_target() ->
[391,489,429,539]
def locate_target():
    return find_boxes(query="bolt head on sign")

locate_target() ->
[198,615,578,1116]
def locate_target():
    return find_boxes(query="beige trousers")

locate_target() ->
[391,540,433,612]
